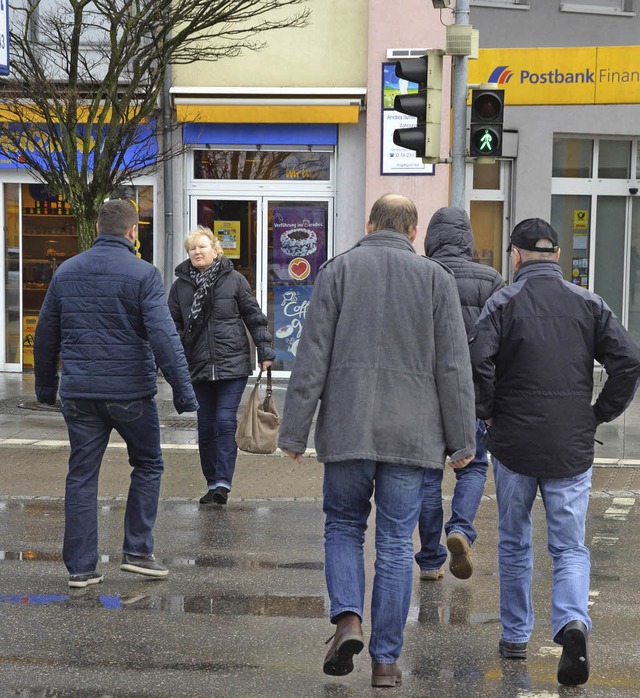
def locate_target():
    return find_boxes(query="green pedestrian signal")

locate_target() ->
[469,87,504,158]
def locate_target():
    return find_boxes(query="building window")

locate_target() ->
[559,1,634,16]
[599,140,632,179]
[194,150,332,182]
[552,138,593,178]
[470,1,530,8]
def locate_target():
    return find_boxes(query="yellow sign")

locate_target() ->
[22,315,38,368]
[214,220,241,259]
[468,46,640,105]
[574,210,589,230]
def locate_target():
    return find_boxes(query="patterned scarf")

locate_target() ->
[184,259,222,344]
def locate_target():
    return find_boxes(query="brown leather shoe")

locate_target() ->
[371,662,402,688]
[447,531,473,579]
[323,613,364,676]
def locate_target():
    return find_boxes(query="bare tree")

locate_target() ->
[2,0,310,249]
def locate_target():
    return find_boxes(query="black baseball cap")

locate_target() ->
[507,218,560,253]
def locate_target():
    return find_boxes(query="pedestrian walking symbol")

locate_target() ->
[479,129,494,151]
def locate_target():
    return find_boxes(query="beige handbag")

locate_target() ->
[235,368,280,454]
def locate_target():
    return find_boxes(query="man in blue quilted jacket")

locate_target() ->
[34,199,198,589]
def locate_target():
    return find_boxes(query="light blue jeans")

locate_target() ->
[415,420,488,572]
[493,458,592,644]
[323,460,425,664]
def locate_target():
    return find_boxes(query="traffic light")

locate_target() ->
[469,87,504,158]
[392,50,443,164]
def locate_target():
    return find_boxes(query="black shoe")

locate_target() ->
[499,639,528,659]
[212,486,229,504]
[120,553,169,578]
[68,572,104,588]
[557,620,589,686]
[199,490,216,504]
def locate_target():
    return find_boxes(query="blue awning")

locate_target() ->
[182,123,337,146]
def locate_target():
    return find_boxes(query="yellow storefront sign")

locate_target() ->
[214,220,241,259]
[468,46,640,106]
[22,315,38,368]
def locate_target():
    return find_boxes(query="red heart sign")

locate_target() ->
[289,258,311,280]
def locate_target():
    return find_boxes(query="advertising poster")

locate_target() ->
[271,206,326,282]
[273,285,313,362]
[214,220,241,259]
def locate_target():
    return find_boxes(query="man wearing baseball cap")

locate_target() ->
[469,217,640,686]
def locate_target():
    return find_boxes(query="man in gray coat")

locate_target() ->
[278,194,476,688]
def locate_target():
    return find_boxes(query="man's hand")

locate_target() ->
[282,448,303,463]
[484,417,493,427]
[35,387,57,406]
[260,360,273,371]
[449,455,474,470]
[173,394,199,414]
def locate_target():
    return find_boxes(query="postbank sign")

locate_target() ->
[468,46,640,105]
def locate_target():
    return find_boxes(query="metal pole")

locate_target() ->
[450,0,470,209]
[161,65,175,292]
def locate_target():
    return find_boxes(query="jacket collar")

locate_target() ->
[352,229,416,253]
[92,233,135,254]
[175,255,234,282]
[514,259,564,283]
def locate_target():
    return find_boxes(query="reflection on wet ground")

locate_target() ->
[0,590,324,617]
[0,548,324,570]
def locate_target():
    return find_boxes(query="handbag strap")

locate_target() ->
[265,366,273,398]
[255,367,273,398]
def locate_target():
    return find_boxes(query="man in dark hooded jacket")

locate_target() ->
[415,206,504,581]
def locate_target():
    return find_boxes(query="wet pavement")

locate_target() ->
[1,372,640,695]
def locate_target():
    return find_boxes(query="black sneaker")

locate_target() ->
[120,553,168,578]
[199,490,216,504]
[68,572,104,588]
[499,639,528,659]
[212,486,229,504]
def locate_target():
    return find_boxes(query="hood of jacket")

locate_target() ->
[424,207,474,261]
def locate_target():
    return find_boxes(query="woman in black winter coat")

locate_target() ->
[168,226,275,504]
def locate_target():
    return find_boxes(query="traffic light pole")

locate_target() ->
[450,0,470,210]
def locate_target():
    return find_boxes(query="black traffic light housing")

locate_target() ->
[392,50,443,164]
[469,87,504,158]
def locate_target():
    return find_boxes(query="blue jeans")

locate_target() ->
[415,420,488,572]
[493,458,592,644]
[323,460,425,664]
[193,377,247,491]
[60,397,164,576]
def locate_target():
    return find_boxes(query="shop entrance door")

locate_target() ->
[190,196,332,375]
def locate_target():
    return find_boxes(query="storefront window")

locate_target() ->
[472,160,500,190]
[194,150,331,181]
[469,200,504,274]
[550,194,591,288]
[594,196,626,320]
[629,197,640,343]
[552,138,593,178]
[4,184,20,365]
[598,139,631,179]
